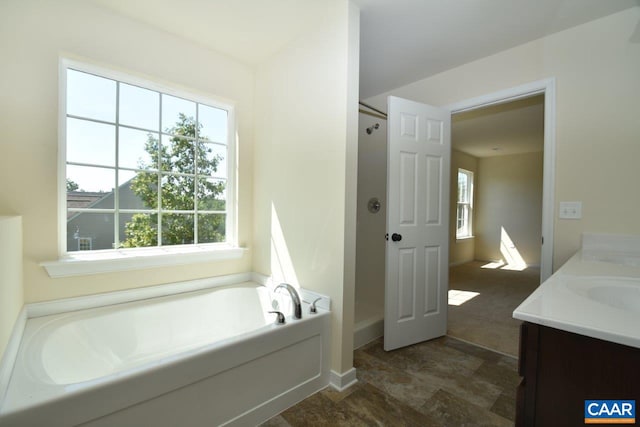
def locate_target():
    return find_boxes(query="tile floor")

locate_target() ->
[261,336,519,426]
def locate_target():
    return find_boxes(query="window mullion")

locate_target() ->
[113,81,120,249]
[194,104,199,244]
[157,94,163,246]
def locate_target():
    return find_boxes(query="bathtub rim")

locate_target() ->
[0,271,331,416]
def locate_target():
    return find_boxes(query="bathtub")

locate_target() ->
[0,279,330,426]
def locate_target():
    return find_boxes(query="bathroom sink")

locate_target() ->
[565,277,640,314]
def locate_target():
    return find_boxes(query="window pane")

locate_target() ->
[162,94,196,133]
[198,214,225,243]
[162,213,194,246]
[67,69,116,122]
[161,134,195,174]
[197,178,226,211]
[198,142,226,178]
[458,172,468,203]
[199,104,227,143]
[118,170,157,210]
[67,118,115,167]
[67,212,115,252]
[121,213,158,248]
[119,127,158,170]
[161,174,195,211]
[119,83,159,131]
[67,165,115,195]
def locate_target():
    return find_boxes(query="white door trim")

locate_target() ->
[444,78,556,282]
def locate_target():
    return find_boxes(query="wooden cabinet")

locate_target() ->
[516,322,640,426]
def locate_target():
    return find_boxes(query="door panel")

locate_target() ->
[398,248,416,321]
[384,96,451,351]
[399,152,417,225]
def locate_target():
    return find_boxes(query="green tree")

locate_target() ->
[122,114,225,248]
[66,178,79,192]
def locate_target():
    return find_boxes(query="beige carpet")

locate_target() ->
[447,261,540,357]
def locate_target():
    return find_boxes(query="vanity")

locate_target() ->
[513,233,640,426]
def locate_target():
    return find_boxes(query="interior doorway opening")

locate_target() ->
[448,94,545,356]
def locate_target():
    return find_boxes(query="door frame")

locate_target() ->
[444,78,556,282]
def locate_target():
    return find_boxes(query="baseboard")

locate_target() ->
[0,307,27,407]
[449,259,474,267]
[329,368,358,392]
[354,318,384,350]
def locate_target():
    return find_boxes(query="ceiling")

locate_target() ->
[90,0,637,98]
[90,0,328,66]
[452,95,544,158]
[355,0,637,98]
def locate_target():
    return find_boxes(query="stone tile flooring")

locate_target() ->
[261,336,518,426]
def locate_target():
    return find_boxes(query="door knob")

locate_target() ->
[391,233,402,242]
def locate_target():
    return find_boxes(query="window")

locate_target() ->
[77,237,92,251]
[63,62,233,254]
[456,168,473,239]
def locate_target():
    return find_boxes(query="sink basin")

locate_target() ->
[564,277,640,314]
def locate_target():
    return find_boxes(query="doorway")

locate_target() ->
[447,94,545,356]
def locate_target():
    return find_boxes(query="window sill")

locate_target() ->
[41,244,247,278]
[456,235,475,242]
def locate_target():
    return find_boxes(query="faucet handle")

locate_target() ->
[268,311,286,325]
[309,297,322,314]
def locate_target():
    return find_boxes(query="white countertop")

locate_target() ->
[513,251,640,349]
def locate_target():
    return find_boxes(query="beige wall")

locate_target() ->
[0,217,23,364]
[0,0,254,302]
[449,150,478,265]
[253,0,359,374]
[475,152,543,265]
[367,7,640,269]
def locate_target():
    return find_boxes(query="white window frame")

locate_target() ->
[456,168,474,240]
[43,58,242,278]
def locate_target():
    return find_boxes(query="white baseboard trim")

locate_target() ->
[354,318,384,350]
[0,307,27,407]
[329,368,358,392]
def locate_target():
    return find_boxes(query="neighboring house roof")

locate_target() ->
[66,191,108,219]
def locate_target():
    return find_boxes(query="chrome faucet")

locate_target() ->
[275,283,302,319]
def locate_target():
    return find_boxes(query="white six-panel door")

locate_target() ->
[384,96,451,351]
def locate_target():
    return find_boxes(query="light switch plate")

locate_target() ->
[559,201,582,219]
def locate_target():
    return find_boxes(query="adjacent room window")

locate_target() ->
[456,168,474,239]
[63,63,233,253]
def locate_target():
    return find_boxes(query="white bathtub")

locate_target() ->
[0,280,330,426]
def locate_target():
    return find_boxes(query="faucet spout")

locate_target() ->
[275,283,302,319]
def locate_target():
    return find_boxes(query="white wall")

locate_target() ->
[0,0,254,302]
[367,7,640,269]
[449,150,478,265]
[0,217,23,365]
[475,152,543,265]
[253,0,359,374]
